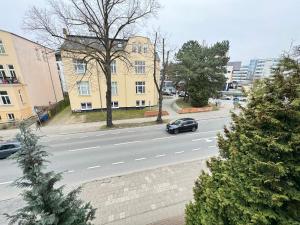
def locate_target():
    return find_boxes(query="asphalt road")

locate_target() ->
[0,117,230,201]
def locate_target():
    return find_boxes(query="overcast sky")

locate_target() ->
[1,0,299,64]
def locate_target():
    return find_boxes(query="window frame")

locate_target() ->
[111,101,119,109]
[111,60,117,74]
[136,100,146,107]
[0,65,6,79]
[135,81,145,94]
[0,91,11,105]
[81,102,92,110]
[7,113,15,121]
[111,81,118,96]
[8,65,16,78]
[73,59,86,74]
[77,81,90,96]
[135,61,146,74]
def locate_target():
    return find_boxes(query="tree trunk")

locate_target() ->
[156,92,163,123]
[105,64,113,127]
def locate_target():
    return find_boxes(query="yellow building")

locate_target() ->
[62,36,159,111]
[0,29,63,123]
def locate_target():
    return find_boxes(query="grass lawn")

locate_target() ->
[176,98,192,108]
[82,108,147,123]
[176,98,219,111]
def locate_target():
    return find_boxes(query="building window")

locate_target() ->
[135,61,145,74]
[135,81,145,94]
[8,65,16,78]
[0,40,5,54]
[35,48,41,61]
[73,59,86,74]
[111,81,118,96]
[0,65,6,79]
[77,81,90,95]
[132,43,137,52]
[7,113,15,121]
[81,102,92,110]
[111,60,116,74]
[138,44,142,53]
[0,91,11,105]
[136,100,145,107]
[111,101,119,108]
[143,44,148,53]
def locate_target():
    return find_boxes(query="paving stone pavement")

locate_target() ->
[0,159,211,225]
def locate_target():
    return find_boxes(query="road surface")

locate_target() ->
[0,117,230,200]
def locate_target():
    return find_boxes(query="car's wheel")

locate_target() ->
[192,126,197,132]
[174,129,179,134]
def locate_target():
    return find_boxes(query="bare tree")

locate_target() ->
[152,33,169,123]
[25,0,160,127]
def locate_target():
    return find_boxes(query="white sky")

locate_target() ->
[1,0,300,64]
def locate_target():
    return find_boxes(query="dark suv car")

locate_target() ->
[0,142,21,159]
[166,118,198,134]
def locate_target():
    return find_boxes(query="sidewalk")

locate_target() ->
[0,98,233,141]
[0,158,212,225]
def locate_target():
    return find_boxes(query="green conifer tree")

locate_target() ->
[5,124,96,225]
[186,57,300,225]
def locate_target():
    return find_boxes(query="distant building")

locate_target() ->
[62,35,159,111]
[225,61,241,84]
[0,29,63,122]
[232,65,251,84]
[249,58,280,80]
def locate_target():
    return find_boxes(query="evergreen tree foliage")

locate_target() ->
[176,40,229,107]
[185,57,300,225]
[5,124,96,225]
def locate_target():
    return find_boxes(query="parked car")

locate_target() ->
[178,91,188,97]
[0,142,21,159]
[162,88,172,96]
[166,118,198,134]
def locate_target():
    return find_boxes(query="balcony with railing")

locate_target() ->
[0,77,20,85]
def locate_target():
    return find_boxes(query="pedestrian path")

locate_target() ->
[0,158,212,225]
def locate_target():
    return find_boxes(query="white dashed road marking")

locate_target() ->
[0,181,13,185]
[152,136,174,141]
[114,141,141,146]
[192,148,201,151]
[205,139,213,142]
[112,161,125,165]
[87,165,101,170]
[175,151,184,154]
[65,170,75,173]
[155,154,166,158]
[68,146,100,152]
[209,145,216,148]
[135,157,146,161]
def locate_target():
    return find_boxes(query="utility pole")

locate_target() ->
[44,46,58,103]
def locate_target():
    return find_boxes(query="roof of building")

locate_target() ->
[0,29,54,51]
[61,35,128,52]
[227,61,242,71]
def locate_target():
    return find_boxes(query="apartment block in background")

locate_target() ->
[0,29,63,122]
[61,35,159,112]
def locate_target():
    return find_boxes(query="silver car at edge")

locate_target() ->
[0,141,21,159]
